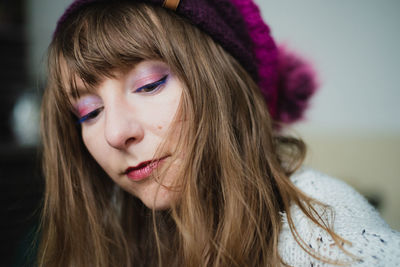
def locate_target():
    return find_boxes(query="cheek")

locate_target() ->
[144,90,182,136]
[155,105,183,152]
[81,127,95,154]
[81,127,109,170]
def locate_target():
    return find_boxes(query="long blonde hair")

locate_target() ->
[39,2,348,266]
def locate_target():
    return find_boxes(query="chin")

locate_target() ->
[138,186,179,210]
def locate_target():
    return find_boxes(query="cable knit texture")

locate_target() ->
[280,168,400,266]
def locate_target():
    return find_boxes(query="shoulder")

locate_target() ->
[278,167,400,266]
[289,167,385,225]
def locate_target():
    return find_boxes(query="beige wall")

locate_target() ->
[297,130,400,230]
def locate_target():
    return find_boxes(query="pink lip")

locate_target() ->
[125,156,169,181]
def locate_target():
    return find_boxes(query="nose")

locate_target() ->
[104,98,144,150]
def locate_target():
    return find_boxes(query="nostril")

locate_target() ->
[124,136,137,147]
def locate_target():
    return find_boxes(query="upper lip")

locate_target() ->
[124,155,169,174]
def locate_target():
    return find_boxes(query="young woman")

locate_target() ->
[38,0,400,266]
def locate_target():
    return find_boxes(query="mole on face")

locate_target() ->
[158,125,163,130]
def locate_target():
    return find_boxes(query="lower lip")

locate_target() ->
[126,158,167,181]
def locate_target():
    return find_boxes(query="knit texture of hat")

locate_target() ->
[55,0,318,125]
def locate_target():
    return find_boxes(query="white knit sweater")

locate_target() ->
[279,168,400,266]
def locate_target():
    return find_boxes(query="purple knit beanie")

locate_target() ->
[55,0,317,124]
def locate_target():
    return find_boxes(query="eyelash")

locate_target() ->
[78,107,103,124]
[77,75,169,124]
[135,75,168,93]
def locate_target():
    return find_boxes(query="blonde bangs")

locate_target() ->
[52,2,181,94]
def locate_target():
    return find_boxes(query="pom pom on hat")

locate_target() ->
[230,0,318,125]
[275,45,318,124]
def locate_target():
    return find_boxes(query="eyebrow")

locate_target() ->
[67,87,89,100]
[65,72,107,100]
[67,78,101,99]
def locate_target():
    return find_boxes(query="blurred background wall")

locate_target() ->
[1,0,399,265]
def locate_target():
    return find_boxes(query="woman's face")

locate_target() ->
[72,60,184,210]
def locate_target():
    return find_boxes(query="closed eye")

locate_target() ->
[135,75,168,93]
[78,107,103,124]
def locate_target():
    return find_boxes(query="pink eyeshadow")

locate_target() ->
[75,96,103,117]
